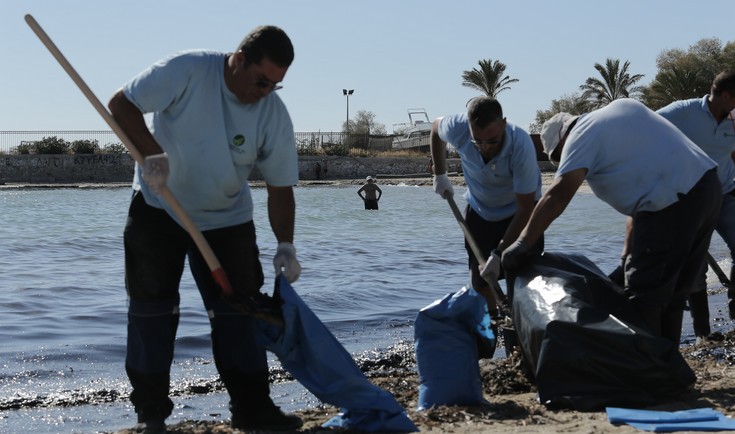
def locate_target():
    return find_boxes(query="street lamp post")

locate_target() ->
[342,88,354,129]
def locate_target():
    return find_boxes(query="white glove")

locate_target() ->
[433,173,454,199]
[142,153,169,195]
[273,242,301,283]
[480,249,501,282]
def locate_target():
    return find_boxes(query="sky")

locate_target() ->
[2,1,733,134]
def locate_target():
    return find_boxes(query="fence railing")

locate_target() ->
[0,130,426,156]
[0,131,121,154]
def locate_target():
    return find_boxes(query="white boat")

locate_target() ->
[392,108,432,151]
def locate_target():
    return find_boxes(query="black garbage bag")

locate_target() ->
[511,252,696,411]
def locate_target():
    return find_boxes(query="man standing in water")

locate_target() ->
[657,70,735,339]
[358,176,382,210]
[430,96,543,313]
[503,99,720,344]
[108,26,303,433]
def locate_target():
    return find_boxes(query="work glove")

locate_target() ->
[480,249,502,282]
[608,255,627,286]
[273,242,301,283]
[433,173,454,199]
[501,239,532,271]
[142,152,169,195]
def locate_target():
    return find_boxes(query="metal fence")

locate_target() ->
[0,130,425,156]
[0,131,121,154]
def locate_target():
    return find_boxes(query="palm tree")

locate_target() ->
[642,66,709,110]
[579,58,645,109]
[461,59,519,100]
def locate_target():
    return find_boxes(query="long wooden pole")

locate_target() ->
[24,14,235,296]
[446,196,509,310]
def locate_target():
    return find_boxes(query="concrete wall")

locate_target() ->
[0,154,465,184]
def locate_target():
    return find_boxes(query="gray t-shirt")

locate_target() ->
[557,99,715,215]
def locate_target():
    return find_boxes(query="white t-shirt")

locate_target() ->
[439,113,541,221]
[123,50,298,230]
[657,96,735,194]
[557,99,715,215]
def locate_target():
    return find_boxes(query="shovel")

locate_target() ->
[445,196,517,352]
[705,252,735,320]
[25,14,283,326]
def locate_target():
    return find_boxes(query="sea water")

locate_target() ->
[0,184,733,433]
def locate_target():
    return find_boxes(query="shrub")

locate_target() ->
[101,142,128,154]
[34,136,70,154]
[70,139,100,154]
[322,143,348,156]
[14,142,34,154]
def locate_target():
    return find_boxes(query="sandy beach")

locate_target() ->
[108,173,734,433]
[111,327,735,434]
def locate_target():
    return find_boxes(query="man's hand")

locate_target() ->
[433,173,454,198]
[480,249,501,282]
[142,153,169,195]
[501,239,532,271]
[608,255,627,286]
[273,242,301,283]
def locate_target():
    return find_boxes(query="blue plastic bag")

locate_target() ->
[414,286,491,410]
[258,275,418,433]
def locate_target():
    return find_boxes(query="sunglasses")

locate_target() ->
[254,78,283,92]
[470,137,501,147]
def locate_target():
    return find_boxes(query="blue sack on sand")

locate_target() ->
[606,407,735,432]
[414,286,490,410]
[258,275,418,433]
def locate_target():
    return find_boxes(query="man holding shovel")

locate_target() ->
[108,26,302,433]
[430,96,543,316]
[657,70,735,337]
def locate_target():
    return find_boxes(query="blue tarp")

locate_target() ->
[607,407,735,432]
[258,275,418,433]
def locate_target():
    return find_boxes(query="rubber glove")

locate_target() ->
[433,173,454,198]
[273,242,301,283]
[501,239,531,271]
[480,249,502,282]
[142,152,169,195]
[608,255,627,286]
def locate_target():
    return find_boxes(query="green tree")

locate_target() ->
[642,67,704,110]
[461,59,519,99]
[346,110,387,135]
[642,38,735,109]
[529,93,590,134]
[580,58,645,109]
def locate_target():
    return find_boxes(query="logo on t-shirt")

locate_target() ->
[233,134,245,146]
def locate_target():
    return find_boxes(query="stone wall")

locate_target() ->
[0,154,466,184]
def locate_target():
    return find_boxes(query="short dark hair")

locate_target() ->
[467,96,504,128]
[237,25,294,68]
[711,70,735,96]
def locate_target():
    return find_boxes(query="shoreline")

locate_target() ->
[0,172,558,189]
[111,327,735,434]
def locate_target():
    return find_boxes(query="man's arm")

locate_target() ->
[518,168,587,246]
[497,191,537,252]
[108,89,162,157]
[376,186,382,200]
[267,184,295,243]
[357,185,365,200]
[429,119,447,175]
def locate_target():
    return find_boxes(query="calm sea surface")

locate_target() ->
[1,183,733,433]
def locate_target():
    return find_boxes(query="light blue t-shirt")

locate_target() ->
[557,99,716,216]
[123,50,298,230]
[657,95,735,194]
[439,113,542,221]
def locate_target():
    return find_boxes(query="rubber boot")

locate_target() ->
[221,370,303,432]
